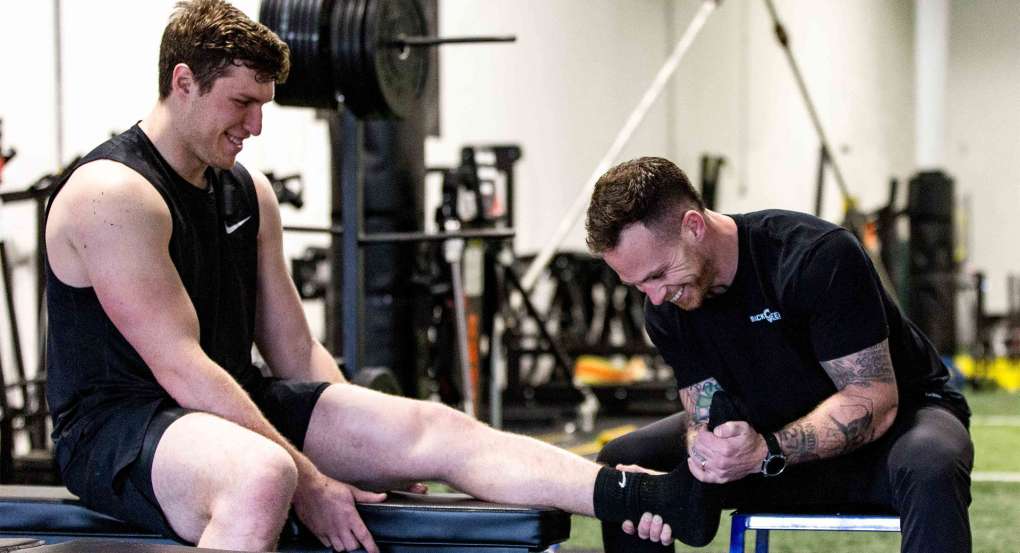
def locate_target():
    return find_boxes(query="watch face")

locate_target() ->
[763,455,787,477]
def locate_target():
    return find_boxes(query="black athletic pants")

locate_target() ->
[597,404,973,553]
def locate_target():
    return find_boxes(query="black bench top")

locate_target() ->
[0,486,570,550]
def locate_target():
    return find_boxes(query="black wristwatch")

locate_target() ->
[760,432,787,477]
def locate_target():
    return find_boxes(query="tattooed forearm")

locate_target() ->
[774,387,897,465]
[679,378,722,423]
[821,340,896,390]
[826,394,876,453]
[776,422,822,463]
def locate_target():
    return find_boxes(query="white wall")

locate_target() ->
[946,0,1020,313]
[432,0,672,254]
[0,1,60,386]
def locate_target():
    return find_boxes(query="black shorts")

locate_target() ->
[60,378,330,542]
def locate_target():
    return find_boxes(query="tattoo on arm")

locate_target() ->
[775,339,899,463]
[775,393,880,462]
[776,422,821,463]
[680,378,722,425]
[826,394,875,453]
[679,378,720,451]
[820,340,896,390]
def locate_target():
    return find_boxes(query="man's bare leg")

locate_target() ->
[302,383,599,515]
[151,412,299,549]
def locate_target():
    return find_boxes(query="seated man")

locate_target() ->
[45,2,698,551]
[584,157,974,553]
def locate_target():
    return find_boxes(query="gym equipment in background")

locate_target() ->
[265,171,305,209]
[906,171,956,355]
[260,0,513,117]
[419,147,679,426]
[0,120,14,177]
[763,0,904,301]
[263,0,514,399]
[419,146,585,425]
[699,154,725,211]
[0,130,65,484]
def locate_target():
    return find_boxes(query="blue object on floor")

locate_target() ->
[728,511,901,553]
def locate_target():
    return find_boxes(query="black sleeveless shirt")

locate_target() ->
[45,124,262,477]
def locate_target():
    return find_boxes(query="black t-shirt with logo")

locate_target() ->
[644,210,968,433]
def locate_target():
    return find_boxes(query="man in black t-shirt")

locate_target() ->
[584,157,973,553]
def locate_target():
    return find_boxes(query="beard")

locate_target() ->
[671,249,719,311]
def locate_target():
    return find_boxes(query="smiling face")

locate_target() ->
[603,217,719,311]
[177,63,274,171]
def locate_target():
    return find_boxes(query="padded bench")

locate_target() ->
[0,486,570,552]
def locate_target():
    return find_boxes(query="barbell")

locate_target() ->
[260,0,514,119]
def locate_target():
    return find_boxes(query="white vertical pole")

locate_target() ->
[54,0,65,165]
[915,0,949,170]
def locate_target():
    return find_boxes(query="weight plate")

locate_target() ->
[333,0,371,117]
[344,0,371,115]
[260,0,337,109]
[347,0,378,117]
[329,0,355,102]
[363,0,428,118]
[264,0,428,119]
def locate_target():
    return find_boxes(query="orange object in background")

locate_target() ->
[574,355,649,385]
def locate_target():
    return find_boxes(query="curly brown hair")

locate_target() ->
[585,157,704,254]
[158,0,290,99]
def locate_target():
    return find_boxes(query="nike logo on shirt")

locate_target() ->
[225,216,252,235]
[619,472,627,488]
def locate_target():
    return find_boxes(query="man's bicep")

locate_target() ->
[819,339,897,391]
[74,176,202,367]
[679,378,722,425]
[817,339,899,450]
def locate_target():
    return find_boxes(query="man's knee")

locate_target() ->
[222,440,299,513]
[893,441,971,486]
[888,414,973,490]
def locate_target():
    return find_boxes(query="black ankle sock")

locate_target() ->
[592,391,747,547]
[593,464,719,546]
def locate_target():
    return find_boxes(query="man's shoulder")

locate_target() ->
[53,159,171,246]
[742,209,839,236]
[741,209,848,257]
[46,159,172,287]
[60,159,165,210]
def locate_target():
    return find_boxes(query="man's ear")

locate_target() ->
[170,63,196,97]
[681,209,707,242]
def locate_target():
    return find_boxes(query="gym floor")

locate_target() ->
[513,387,1020,553]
